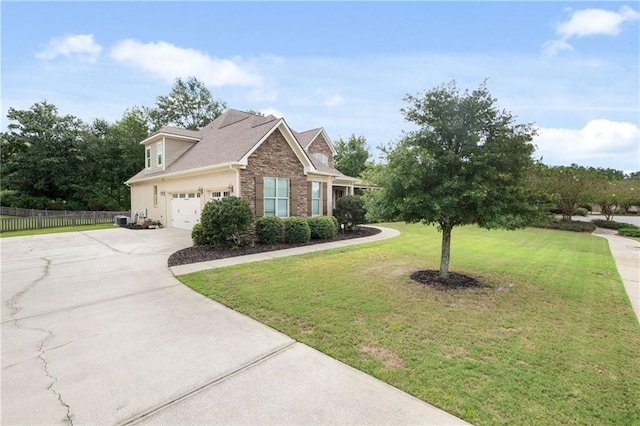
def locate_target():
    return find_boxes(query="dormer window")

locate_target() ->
[157,141,163,166]
[314,152,328,165]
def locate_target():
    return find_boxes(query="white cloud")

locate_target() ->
[535,120,640,169]
[324,94,346,108]
[110,39,262,87]
[541,39,574,59]
[558,6,640,38]
[259,107,284,118]
[543,6,640,57]
[36,34,102,63]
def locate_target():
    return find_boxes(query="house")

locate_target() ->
[126,109,359,230]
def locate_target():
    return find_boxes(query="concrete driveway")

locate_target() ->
[1,228,467,425]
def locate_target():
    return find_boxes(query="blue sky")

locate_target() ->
[2,1,639,171]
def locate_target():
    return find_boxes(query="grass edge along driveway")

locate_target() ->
[179,223,640,425]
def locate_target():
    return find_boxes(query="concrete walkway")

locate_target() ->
[593,228,640,324]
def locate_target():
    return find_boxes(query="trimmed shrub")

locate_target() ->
[199,196,254,247]
[308,216,337,240]
[334,195,367,231]
[578,204,593,212]
[532,218,596,233]
[618,227,640,237]
[191,223,207,245]
[575,207,589,217]
[330,215,339,232]
[592,219,628,230]
[256,216,284,244]
[285,216,311,244]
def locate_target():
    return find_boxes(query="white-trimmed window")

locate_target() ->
[311,182,321,215]
[264,177,289,217]
[210,190,230,201]
[156,141,163,166]
[153,185,158,206]
[314,152,328,165]
[146,147,151,168]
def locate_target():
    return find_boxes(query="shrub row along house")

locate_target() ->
[126,109,361,230]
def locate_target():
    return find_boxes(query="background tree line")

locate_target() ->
[1,76,638,221]
[1,77,226,211]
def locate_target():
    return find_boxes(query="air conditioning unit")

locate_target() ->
[114,215,130,226]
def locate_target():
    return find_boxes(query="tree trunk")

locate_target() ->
[439,223,453,279]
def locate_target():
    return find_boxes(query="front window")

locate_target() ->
[156,141,163,166]
[153,185,158,206]
[312,182,321,215]
[264,177,289,217]
[146,147,151,168]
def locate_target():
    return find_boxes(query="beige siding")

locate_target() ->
[144,137,196,175]
[165,137,196,166]
[130,170,237,227]
[144,141,163,174]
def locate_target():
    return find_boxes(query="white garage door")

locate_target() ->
[171,192,201,230]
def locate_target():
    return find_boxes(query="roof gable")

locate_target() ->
[127,109,344,183]
[239,119,313,172]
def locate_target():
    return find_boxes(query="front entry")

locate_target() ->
[171,192,201,230]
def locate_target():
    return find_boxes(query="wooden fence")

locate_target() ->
[0,206,130,217]
[0,211,130,233]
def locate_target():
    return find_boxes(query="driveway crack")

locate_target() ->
[6,258,74,425]
[37,328,74,425]
[81,232,133,254]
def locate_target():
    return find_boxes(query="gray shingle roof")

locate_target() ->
[293,128,321,149]
[127,109,348,184]
[154,127,201,139]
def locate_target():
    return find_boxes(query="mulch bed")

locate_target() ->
[168,226,381,267]
[410,270,483,291]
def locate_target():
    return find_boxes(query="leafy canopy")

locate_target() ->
[334,134,370,178]
[146,76,228,131]
[377,80,539,278]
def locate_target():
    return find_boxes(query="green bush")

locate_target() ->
[199,196,254,247]
[285,216,311,244]
[578,204,593,212]
[531,218,596,233]
[575,207,589,217]
[334,195,367,231]
[330,215,339,232]
[191,223,207,245]
[308,216,337,240]
[592,219,628,230]
[256,216,284,244]
[618,227,640,237]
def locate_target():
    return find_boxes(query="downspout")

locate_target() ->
[230,165,240,197]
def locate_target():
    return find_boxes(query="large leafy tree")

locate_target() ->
[378,81,538,279]
[2,101,86,207]
[146,76,227,131]
[334,134,370,178]
[81,109,148,210]
[541,164,599,221]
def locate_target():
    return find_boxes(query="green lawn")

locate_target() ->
[179,223,640,425]
[0,223,116,237]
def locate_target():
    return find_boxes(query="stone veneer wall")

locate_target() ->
[306,134,335,168]
[240,128,308,217]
